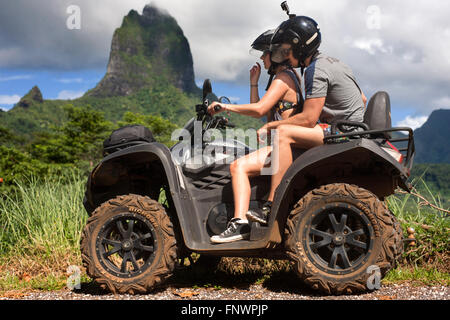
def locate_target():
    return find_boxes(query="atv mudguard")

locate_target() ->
[266,138,411,244]
[83,142,195,247]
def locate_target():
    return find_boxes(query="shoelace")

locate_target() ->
[220,221,238,236]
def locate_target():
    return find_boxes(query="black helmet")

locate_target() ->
[249,29,275,57]
[270,16,321,66]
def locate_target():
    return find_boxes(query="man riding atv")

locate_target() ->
[208,15,369,243]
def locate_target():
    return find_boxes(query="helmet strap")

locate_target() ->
[265,74,274,91]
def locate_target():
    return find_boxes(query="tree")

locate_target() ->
[0,125,23,147]
[117,111,178,146]
[30,105,113,165]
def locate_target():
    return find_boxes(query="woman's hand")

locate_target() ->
[207,101,226,115]
[257,123,270,144]
[250,62,261,86]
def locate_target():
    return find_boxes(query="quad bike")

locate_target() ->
[80,79,415,295]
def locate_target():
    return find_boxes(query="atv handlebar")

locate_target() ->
[216,116,235,128]
[194,81,235,132]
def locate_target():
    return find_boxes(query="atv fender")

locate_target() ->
[83,142,191,246]
[267,138,410,243]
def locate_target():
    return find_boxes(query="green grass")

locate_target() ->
[386,181,450,269]
[0,170,87,284]
[0,274,68,292]
[383,266,450,286]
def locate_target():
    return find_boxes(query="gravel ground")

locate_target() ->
[1,283,448,300]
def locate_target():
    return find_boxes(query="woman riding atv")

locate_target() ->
[208,28,310,243]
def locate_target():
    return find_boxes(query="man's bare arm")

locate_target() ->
[362,92,367,107]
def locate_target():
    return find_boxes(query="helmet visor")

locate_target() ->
[269,43,292,63]
[249,48,270,58]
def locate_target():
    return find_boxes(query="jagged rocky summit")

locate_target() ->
[86,4,199,98]
[16,86,43,108]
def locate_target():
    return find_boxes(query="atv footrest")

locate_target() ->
[250,222,269,241]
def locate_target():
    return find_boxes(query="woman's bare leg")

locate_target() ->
[267,124,324,201]
[230,146,272,220]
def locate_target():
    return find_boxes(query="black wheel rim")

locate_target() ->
[96,212,157,278]
[304,203,374,275]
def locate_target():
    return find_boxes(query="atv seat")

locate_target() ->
[324,91,415,169]
[363,91,392,139]
[330,91,392,139]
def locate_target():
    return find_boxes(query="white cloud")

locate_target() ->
[56,90,85,100]
[56,78,83,84]
[432,96,450,108]
[349,38,393,55]
[396,115,428,130]
[0,94,21,105]
[228,96,241,103]
[0,74,32,81]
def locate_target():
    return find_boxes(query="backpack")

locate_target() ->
[103,125,155,156]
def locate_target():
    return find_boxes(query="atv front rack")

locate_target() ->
[323,127,415,170]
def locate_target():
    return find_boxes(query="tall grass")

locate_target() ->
[0,170,87,277]
[386,179,449,272]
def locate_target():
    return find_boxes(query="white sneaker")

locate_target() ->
[210,218,250,244]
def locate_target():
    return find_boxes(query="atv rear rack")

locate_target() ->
[323,127,415,170]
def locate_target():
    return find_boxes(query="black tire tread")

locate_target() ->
[284,183,403,295]
[80,194,178,294]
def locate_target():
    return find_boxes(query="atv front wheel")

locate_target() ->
[80,194,178,294]
[284,183,403,295]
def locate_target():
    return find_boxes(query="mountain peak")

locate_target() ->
[414,109,450,163]
[86,3,199,98]
[142,3,169,21]
[16,86,43,108]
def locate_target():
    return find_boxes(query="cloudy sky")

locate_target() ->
[1,0,449,129]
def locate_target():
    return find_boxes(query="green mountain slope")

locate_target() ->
[414,109,450,164]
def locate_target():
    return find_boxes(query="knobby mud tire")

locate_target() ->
[284,183,403,295]
[80,194,178,294]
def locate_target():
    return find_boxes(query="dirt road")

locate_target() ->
[1,283,448,300]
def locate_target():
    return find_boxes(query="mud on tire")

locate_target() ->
[80,194,178,294]
[284,183,403,295]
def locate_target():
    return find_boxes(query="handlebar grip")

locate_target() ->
[214,104,222,112]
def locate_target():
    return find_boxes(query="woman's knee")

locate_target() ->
[230,159,245,176]
[230,158,259,177]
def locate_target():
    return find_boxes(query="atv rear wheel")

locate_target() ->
[80,194,178,294]
[284,183,403,295]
